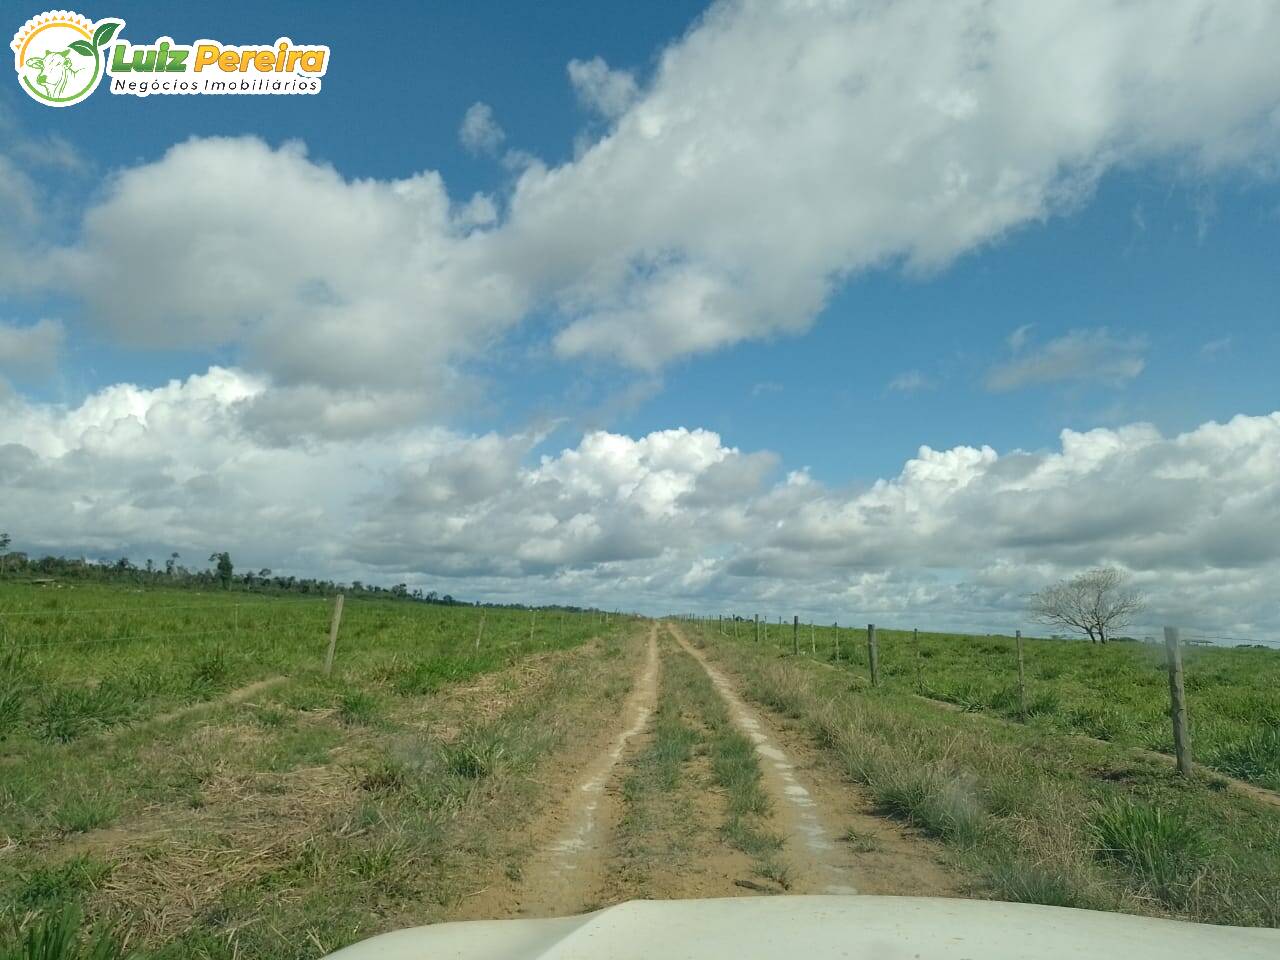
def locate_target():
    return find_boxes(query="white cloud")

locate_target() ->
[567,57,639,119]
[23,1,1276,385]
[3,0,1279,641]
[3,371,1279,635]
[458,102,506,155]
[1201,336,1232,357]
[1007,324,1034,352]
[888,370,931,393]
[53,137,522,436]
[0,318,63,378]
[509,0,1280,367]
[985,328,1148,391]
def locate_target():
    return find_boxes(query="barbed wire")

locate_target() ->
[1,619,340,650]
[0,596,334,619]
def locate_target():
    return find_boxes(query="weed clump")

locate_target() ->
[337,690,379,727]
[0,905,132,960]
[1090,797,1208,903]
[1206,727,1280,790]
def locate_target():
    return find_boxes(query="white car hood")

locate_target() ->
[325,895,1280,959]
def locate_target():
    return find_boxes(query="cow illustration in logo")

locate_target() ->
[11,11,121,106]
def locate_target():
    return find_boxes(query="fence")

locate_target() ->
[685,612,1280,782]
[0,594,632,675]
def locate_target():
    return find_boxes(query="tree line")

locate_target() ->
[0,533,457,604]
[0,531,608,614]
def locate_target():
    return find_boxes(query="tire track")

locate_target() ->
[504,624,661,917]
[669,623,858,895]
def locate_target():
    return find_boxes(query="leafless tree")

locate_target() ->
[1029,567,1144,644]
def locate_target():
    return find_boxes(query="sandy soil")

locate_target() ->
[456,625,662,919]
[460,621,964,920]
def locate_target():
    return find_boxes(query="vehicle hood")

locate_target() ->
[325,895,1280,959]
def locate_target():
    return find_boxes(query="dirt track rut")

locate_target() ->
[458,620,959,920]
[669,623,860,895]
[502,625,661,916]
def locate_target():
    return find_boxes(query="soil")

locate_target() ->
[457,621,965,920]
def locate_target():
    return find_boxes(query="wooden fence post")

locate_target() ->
[867,623,879,687]
[1164,627,1193,776]
[1015,629,1027,717]
[754,613,760,643]
[792,615,799,655]
[834,621,840,662]
[323,594,345,676]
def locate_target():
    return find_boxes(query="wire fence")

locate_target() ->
[0,596,625,662]
[0,596,336,652]
[677,612,1280,786]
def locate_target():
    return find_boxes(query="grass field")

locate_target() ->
[5,586,1278,955]
[717,619,1280,790]
[0,581,638,958]
[694,619,1280,927]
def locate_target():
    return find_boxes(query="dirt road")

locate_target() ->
[669,624,859,895]
[457,620,960,920]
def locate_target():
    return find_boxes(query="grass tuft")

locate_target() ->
[0,906,133,960]
[1089,797,1208,903]
[336,690,379,727]
[1206,726,1280,790]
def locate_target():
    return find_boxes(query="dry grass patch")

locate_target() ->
[713,638,1280,927]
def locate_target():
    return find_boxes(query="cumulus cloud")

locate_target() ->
[16,0,1277,386]
[458,102,506,155]
[567,57,639,119]
[985,328,1148,392]
[2,370,1279,635]
[510,0,1280,367]
[53,137,521,436]
[4,0,1280,640]
[0,318,62,378]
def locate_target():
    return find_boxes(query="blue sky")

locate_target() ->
[2,1,1279,634]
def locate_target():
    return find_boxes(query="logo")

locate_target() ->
[12,11,119,106]
[12,10,329,107]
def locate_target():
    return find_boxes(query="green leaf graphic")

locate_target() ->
[92,21,120,49]
[69,39,94,57]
